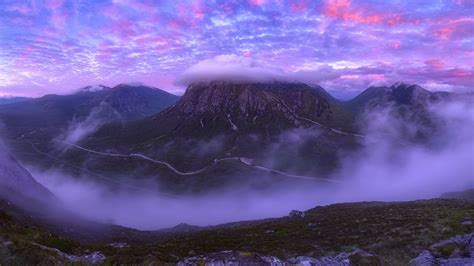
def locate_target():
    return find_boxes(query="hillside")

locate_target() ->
[0,197,472,264]
[0,84,178,129]
[46,82,362,192]
[8,82,458,193]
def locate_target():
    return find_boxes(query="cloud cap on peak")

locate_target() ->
[175,54,284,86]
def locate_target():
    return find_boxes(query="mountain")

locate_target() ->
[98,81,356,142]
[346,82,454,141]
[348,82,451,110]
[49,81,361,192]
[0,84,178,127]
[2,81,455,193]
[0,148,55,205]
[99,84,179,120]
[0,97,31,105]
[0,84,179,146]
[76,84,111,93]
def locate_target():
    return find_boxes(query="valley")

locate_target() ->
[2,0,473,264]
[0,81,472,265]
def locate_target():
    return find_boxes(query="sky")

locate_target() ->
[0,0,473,98]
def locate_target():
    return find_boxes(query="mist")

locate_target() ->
[23,97,474,230]
[59,102,122,145]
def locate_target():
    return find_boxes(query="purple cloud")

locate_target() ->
[0,0,472,97]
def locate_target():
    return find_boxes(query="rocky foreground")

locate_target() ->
[0,197,473,265]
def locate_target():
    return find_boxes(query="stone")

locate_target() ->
[108,242,129,249]
[410,233,474,266]
[289,210,305,218]
[286,256,321,266]
[408,251,436,266]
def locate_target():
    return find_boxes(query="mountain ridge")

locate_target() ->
[1,81,460,193]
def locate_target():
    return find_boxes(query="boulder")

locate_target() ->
[410,233,474,266]
[289,210,305,219]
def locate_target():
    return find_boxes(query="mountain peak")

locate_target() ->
[389,83,431,104]
[150,81,352,137]
[114,82,152,89]
[349,83,444,110]
[77,84,110,93]
[390,82,426,92]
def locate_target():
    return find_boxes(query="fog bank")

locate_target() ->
[30,99,474,230]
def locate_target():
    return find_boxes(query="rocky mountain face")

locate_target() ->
[165,81,353,134]
[2,81,454,193]
[176,82,334,126]
[116,81,355,142]
[57,82,361,192]
[44,81,458,193]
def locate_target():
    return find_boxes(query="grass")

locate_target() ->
[0,198,472,265]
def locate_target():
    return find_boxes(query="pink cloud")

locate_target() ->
[174,1,207,27]
[432,17,474,41]
[51,10,68,30]
[324,0,380,25]
[446,68,472,78]
[323,0,405,26]
[248,0,267,6]
[390,41,401,49]
[101,17,138,39]
[112,0,157,14]
[435,27,453,40]
[386,15,402,26]
[168,20,184,30]
[192,2,206,20]
[425,59,446,69]
[290,1,308,12]
[370,74,386,81]
[44,0,64,10]
[6,3,35,14]
[218,3,237,15]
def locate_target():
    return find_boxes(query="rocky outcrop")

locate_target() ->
[178,249,380,266]
[409,233,474,266]
[33,243,105,264]
[177,250,282,266]
[289,209,305,219]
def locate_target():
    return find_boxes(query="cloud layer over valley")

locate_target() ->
[26,97,474,230]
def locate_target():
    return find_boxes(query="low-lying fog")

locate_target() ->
[27,100,474,230]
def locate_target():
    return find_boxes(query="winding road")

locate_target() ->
[56,140,342,183]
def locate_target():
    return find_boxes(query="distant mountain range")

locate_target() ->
[0,81,471,265]
[0,81,458,193]
[347,82,451,110]
[0,97,31,105]
[0,84,178,128]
